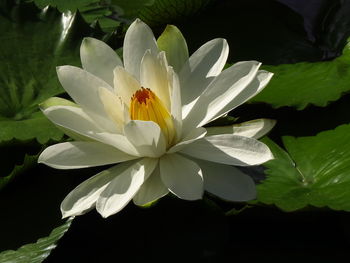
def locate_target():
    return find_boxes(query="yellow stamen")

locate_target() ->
[130,88,175,145]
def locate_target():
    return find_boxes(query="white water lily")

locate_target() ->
[39,19,274,218]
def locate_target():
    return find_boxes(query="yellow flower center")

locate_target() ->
[130,87,175,145]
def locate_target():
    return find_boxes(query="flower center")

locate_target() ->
[130,87,175,145]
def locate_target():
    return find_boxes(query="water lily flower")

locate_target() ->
[38,19,274,218]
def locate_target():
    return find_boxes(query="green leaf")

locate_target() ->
[33,0,98,12]
[0,3,95,143]
[250,38,350,109]
[0,153,38,191]
[257,124,350,212]
[0,219,73,263]
[139,0,213,26]
[110,0,154,21]
[32,0,121,32]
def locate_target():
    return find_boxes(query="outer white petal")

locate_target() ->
[38,141,137,169]
[123,19,158,80]
[80,37,123,86]
[56,66,117,133]
[96,158,158,218]
[180,38,228,109]
[124,120,166,158]
[140,51,171,110]
[196,159,256,201]
[99,87,124,128]
[43,105,103,140]
[160,153,203,200]
[210,70,273,122]
[180,134,273,166]
[61,161,134,218]
[169,67,182,141]
[42,105,138,156]
[167,127,207,153]
[157,25,189,73]
[113,66,141,107]
[91,132,139,156]
[133,165,169,206]
[206,119,276,139]
[183,61,261,133]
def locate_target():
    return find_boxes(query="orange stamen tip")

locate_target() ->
[132,87,153,104]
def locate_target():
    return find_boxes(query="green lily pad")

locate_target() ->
[0,3,96,143]
[257,124,350,212]
[0,153,38,191]
[139,0,213,26]
[0,219,72,263]
[32,0,98,12]
[250,38,350,109]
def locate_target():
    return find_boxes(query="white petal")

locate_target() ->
[157,25,189,73]
[196,159,256,201]
[96,158,158,218]
[98,87,124,128]
[91,132,139,156]
[133,165,169,206]
[140,51,171,110]
[160,154,203,200]
[180,134,273,166]
[183,61,261,133]
[123,19,158,80]
[169,67,182,141]
[167,127,207,154]
[38,141,137,169]
[61,161,134,218]
[180,38,228,108]
[43,105,102,141]
[124,120,166,157]
[39,96,77,110]
[56,66,117,133]
[80,37,123,86]
[113,66,141,107]
[206,119,276,139]
[42,105,138,155]
[210,70,273,122]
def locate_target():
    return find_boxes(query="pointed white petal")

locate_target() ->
[39,97,77,110]
[91,132,139,156]
[169,67,182,141]
[183,61,261,133]
[133,165,169,206]
[123,19,158,80]
[38,141,137,169]
[98,87,124,128]
[180,134,273,166]
[42,105,137,155]
[56,66,117,133]
[113,66,141,107]
[61,161,134,218]
[96,158,158,218]
[180,38,228,108]
[167,127,207,153]
[43,105,102,141]
[210,70,273,122]
[196,159,256,201]
[80,37,123,86]
[206,119,276,139]
[160,154,203,200]
[157,25,189,73]
[124,120,166,157]
[140,51,171,110]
